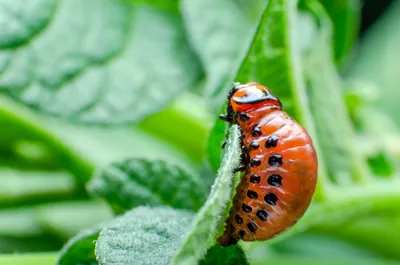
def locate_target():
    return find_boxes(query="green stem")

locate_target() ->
[0,95,95,181]
[0,252,58,265]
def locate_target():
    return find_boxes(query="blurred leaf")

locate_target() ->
[180,0,265,107]
[301,1,370,183]
[0,94,196,183]
[0,0,57,48]
[318,0,361,65]
[367,152,395,177]
[0,253,58,265]
[87,159,207,214]
[96,206,194,265]
[270,233,380,259]
[138,93,213,162]
[38,201,113,240]
[57,224,103,265]
[0,237,61,253]
[0,0,200,124]
[132,0,179,13]
[171,125,241,265]
[320,214,400,260]
[0,169,77,205]
[347,0,400,126]
[251,256,400,265]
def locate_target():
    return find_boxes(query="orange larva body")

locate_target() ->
[218,82,318,246]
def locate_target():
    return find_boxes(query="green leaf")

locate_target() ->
[171,125,242,265]
[180,0,266,107]
[0,0,57,48]
[57,224,103,265]
[0,94,196,183]
[318,0,361,65]
[0,0,200,124]
[95,206,195,265]
[87,159,207,214]
[95,206,248,265]
[347,0,400,127]
[301,0,370,183]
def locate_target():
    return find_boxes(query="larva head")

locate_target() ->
[228,82,282,114]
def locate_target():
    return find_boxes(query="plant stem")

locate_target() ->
[0,95,95,181]
[0,252,58,265]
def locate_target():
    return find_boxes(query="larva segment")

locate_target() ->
[217,82,318,246]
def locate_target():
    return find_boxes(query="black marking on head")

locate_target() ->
[239,230,246,238]
[256,210,268,221]
[268,154,282,166]
[247,190,258,199]
[232,86,281,107]
[250,158,261,167]
[242,203,252,213]
[265,135,279,148]
[250,174,261,184]
[251,125,262,137]
[247,222,257,233]
[268,174,282,186]
[249,141,259,150]
[238,112,251,122]
[264,193,278,205]
[235,214,243,224]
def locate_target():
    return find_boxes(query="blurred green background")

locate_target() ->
[0,0,399,264]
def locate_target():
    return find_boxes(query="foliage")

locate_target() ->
[0,0,400,265]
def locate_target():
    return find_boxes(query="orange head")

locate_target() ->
[221,82,282,122]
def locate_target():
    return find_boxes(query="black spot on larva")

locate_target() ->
[265,135,279,148]
[250,174,261,184]
[250,158,261,167]
[264,193,278,205]
[252,125,262,137]
[239,230,246,238]
[235,214,243,224]
[249,141,259,150]
[247,222,257,233]
[242,203,252,213]
[238,112,251,122]
[256,210,268,221]
[268,174,282,186]
[268,154,282,166]
[230,224,236,232]
[247,190,258,199]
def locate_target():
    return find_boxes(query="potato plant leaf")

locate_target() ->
[171,125,242,265]
[0,0,200,124]
[318,0,361,65]
[95,206,194,265]
[87,159,207,214]
[180,0,266,108]
[57,223,103,265]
